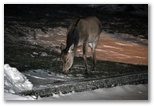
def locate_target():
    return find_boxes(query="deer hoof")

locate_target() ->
[84,69,89,75]
[92,66,96,71]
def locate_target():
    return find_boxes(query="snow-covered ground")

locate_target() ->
[4,84,148,100]
[4,64,34,100]
[39,84,148,100]
[4,64,148,100]
[4,93,36,100]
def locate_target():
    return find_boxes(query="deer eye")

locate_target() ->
[64,59,69,63]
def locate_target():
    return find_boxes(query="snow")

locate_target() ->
[4,64,148,100]
[4,92,35,100]
[103,45,122,50]
[40,52,48,57]
[23,69,68,80]
[115,42,133,47]
[4,64,33,95]
[39,84,148,100]
[32,52,38,55]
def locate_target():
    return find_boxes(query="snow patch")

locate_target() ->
[33,52,38,55]
[96,49,108,52]
[115,42,133,47]
[40,52,48,57]
[4,64,33,94]
[103,45,122,50]
[4,92,35,100]
[117,53,132,58]
[39,85,148,100]
[133,56,146,59]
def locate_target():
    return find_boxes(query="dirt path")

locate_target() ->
[35,27,148,65]
[95,33,148,65]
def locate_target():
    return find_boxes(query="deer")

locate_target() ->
[60,16,102,74]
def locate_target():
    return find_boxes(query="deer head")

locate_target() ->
[60,44,74,73]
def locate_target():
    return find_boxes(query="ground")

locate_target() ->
[5,84,148,100]
[4,4,148,100]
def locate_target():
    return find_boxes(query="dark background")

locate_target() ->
[4,4,148,37]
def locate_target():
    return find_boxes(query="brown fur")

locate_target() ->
[61,16,102,73]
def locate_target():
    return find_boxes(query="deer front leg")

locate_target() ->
[83,42,88,73]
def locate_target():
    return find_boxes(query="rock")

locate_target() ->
[40,52,48,57]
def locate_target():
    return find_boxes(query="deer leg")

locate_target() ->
[73,47,77,56]
[83,42,88,73]
[92,44,96,71]
[92,37,99,71]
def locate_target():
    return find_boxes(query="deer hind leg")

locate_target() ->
[83,42,88,73]
[91,44,96,71]
[91,37,99,71]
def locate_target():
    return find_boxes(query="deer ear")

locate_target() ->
[68,44,74,53]
[60,43,65,51]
